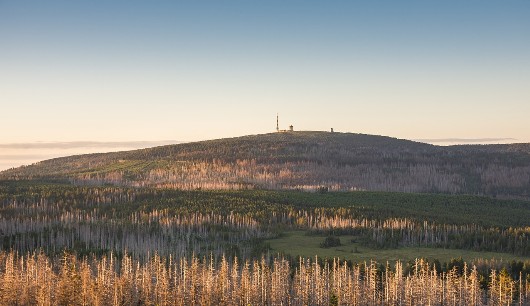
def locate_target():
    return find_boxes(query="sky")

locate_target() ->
[1,1,529,169]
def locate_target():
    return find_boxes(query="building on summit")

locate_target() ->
[276,114,293,132]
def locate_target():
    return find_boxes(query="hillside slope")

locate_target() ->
[1,131,529,198]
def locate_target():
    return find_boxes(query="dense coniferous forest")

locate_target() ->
[1,132,530,304]
[2,132,530,199]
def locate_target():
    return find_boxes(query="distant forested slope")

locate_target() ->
[1,131,529,198]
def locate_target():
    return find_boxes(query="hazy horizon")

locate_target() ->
[0,140,180,172]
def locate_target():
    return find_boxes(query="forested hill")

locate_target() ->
[1,131,530,198]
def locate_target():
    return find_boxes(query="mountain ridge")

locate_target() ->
[2,131,530,198]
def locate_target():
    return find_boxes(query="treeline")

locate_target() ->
[4,182,528,227]
[1,251,529,306]
[2,132,530,198]
[0,209,268,260]
[307,220,530,256]
[1,184,529,257]
[0,187,270,259]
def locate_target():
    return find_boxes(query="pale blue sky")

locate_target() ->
[1,1,529,144]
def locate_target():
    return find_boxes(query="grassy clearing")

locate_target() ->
[267,231,529,263]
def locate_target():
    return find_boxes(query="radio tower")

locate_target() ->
[276,113,279,132]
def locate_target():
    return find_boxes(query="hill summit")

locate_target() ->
[2,131,530,198]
